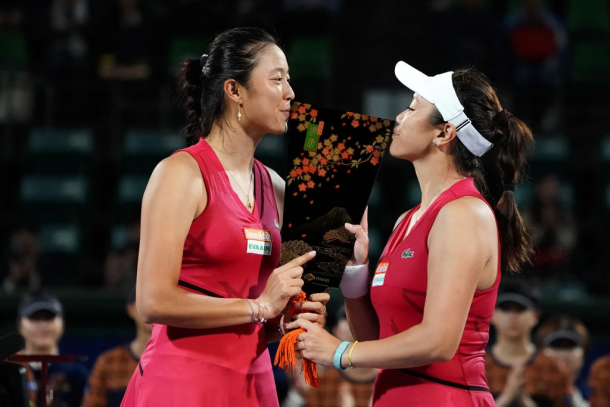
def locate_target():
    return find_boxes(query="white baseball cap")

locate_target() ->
[394,61,493,157]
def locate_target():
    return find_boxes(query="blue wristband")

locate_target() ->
[333,341,350,370]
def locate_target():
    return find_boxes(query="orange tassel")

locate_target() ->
[273,291,320,388]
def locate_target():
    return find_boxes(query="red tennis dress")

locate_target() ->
[370,178,499,406]
[121,138,282,406]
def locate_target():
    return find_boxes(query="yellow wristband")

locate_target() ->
[348,341,359,369]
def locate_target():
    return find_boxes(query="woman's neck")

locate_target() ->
[205,124,260,173]
[492,335,536,366]
[24,344,59,356]
[412,158,464,212]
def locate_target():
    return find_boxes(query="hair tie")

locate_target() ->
[200,54,209,73]
[503,183,515,192]
[494,109,513,127]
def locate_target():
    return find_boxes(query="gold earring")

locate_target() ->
[238,102,242,121]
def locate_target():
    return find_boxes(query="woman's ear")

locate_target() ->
[435,122,457,148]
[223,79,242,105]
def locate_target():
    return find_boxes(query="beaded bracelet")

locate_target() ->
[254,299,266,323]
[334,341,350,370]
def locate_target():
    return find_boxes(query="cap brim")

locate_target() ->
[496,293,537,310]
[20,302,62,318]
[395,61,435,104]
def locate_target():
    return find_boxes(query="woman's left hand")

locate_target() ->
[285,318,342,367]
[284,292,330,329]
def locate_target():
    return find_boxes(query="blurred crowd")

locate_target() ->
[7,281,610,406]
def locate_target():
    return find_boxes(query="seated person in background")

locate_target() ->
[485,280,572,407]
[589,354,610,407]
[535,315,591,407]
[17,292,89,407]
[305,306,377,407]
[81,287,151,407]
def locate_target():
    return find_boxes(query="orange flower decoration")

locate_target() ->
[366,145,374,153]
[296,168,303,175]
[370,116,378,122]
[307,181,315,189]
[320,158,328,166]
[337,143,345,151]
[373,150,381,158]
[318,169,327,177]
[298,105,307,114]
[301,158,310,166]
[351,120,360,128]
[289,170,298,178]
[291,112,298,120]
[322,147,330,156]
[298,183,307,192]
[308,166,316,174]
[310,109,318,118]
[341,151,349,159]
[371,157,380,166]
[346,112,354,117]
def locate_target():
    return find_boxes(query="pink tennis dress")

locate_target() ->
[370,178,499,406]
[121,138,282,406]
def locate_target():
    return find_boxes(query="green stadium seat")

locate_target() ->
[570,41,610,83]
[118,175,149,204]
[567,0,610,32]
[20,175,88,203]
[124,129,184,156]
[286,37,332,81]
[0,33,27,71]
[38,224,80,253]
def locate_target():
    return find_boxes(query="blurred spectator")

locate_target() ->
[305,306,376,407]
[0,1,23,32]
[16,292,89,407]
[2,226,42,293]
[103,223,139,291]
[281,360,309,407]
[524,174,577,280]
[98,0,153,81]
[504,0,567,132]
[438,0,504,82]
[589,354,610,407]
[1,225,66,292]
[165,0,210,37]
[81,287,151,407]
[485,280,572,406]
[536,315,591,407]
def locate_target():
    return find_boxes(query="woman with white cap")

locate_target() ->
[288,62,534,406]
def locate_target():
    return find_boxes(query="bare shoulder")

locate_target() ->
[153,151,201,180]
[436,196,495,228]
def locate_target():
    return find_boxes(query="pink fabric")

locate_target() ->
[121,138,281,406]
[370,178,499,406]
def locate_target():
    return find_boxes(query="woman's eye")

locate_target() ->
[275,78,282,82]
[406,107,415,112]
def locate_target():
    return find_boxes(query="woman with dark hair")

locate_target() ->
[289,62,534,406]
[120,27,329,407]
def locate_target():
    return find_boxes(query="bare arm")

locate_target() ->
[137,152,313,329]
[344,209,410,342]
[294,197,498,369]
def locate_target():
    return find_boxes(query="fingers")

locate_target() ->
[296,300,326,314]
[279,251,316,272]
[345,223,368,243]
[286,317,315,331]
[308,292,330,305]
[361,207,368,233]
[294,312,325,326]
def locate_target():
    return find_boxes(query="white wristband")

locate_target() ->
[340,263,370,298]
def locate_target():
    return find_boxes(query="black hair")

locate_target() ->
[176,27,280,146]
[429,69,534,272]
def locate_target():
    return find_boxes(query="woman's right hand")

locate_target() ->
[257,251,316,318]
[345,207,369,266]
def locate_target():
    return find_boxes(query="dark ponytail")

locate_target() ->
[176,27,280,146]
[429,68,534,272]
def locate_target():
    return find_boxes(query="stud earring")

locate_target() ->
[432,141,438,146]
[238,102,242,121]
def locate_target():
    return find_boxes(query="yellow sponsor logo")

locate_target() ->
[244,228,272,242]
